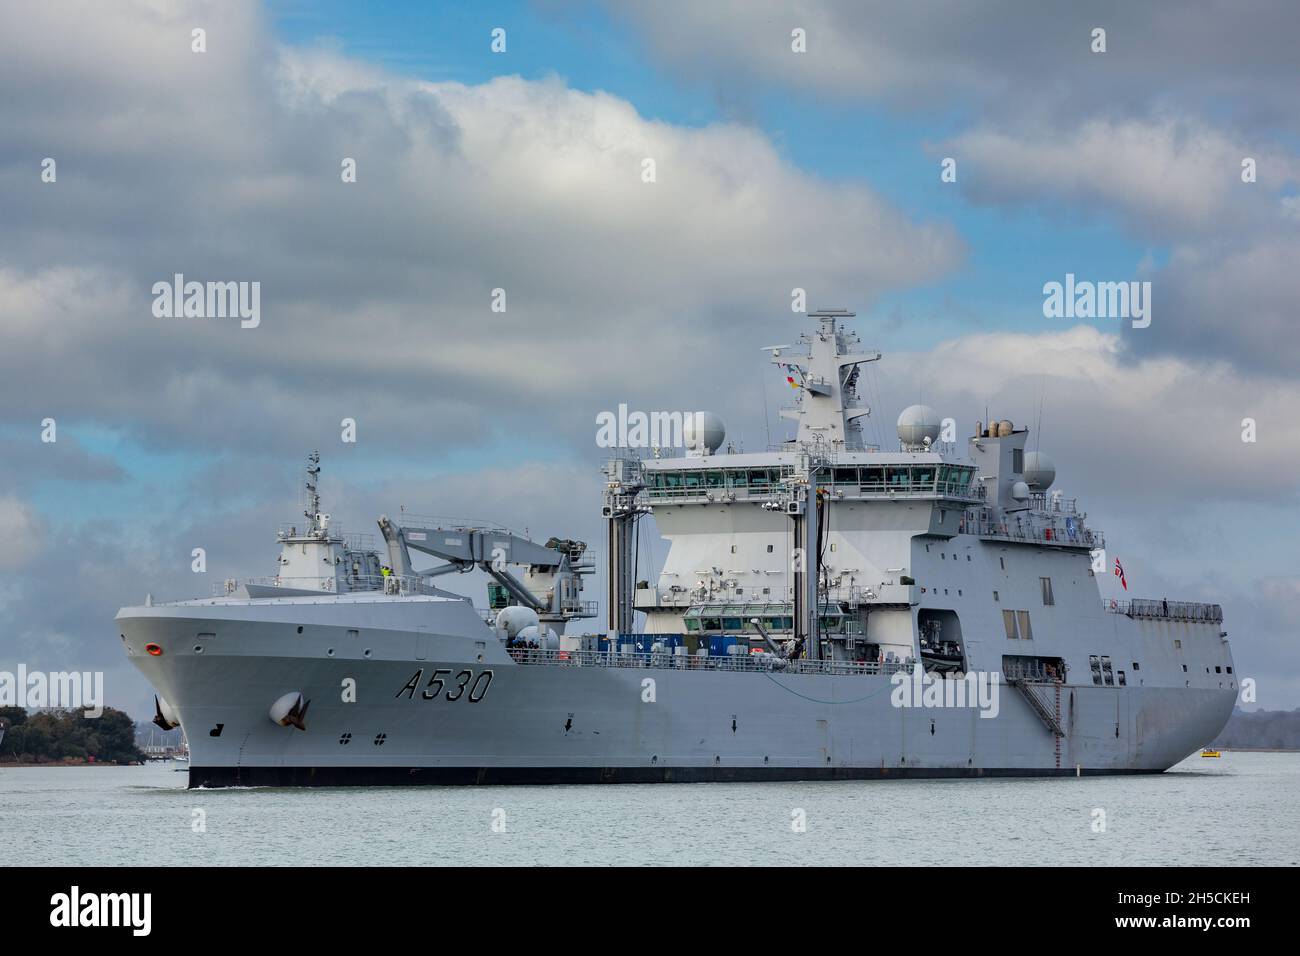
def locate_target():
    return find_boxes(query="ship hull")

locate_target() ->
[118,603,1236,789]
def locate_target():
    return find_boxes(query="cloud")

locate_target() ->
[946,117,1300,239]
[0,495,46,570]
[871,325,1300,507]
[0,0,962,458]
[597,0,1300,127]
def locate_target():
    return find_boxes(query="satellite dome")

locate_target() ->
[517,624,559,650]
[496,605,539,638]
[684,411,726,456]
[1023,451,1056,492]
[896,405,941,447]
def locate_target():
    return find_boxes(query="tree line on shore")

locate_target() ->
[0,706,144,764]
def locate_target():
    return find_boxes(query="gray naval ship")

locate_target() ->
[118,310,1236,787]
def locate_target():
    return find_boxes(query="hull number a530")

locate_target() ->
[396,668,493,703]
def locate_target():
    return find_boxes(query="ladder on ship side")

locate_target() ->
[1008,680,1066,737]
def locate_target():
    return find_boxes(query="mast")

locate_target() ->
[772,309,881,450]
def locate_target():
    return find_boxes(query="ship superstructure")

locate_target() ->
[119,310,1236,787]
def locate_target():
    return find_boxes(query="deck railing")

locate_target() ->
[506,647,913,677]
[1102,599,1223,623]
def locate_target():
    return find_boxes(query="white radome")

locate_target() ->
[1023,451,1056,491]
[896,404,941,446]
[496,605,539,637]
[684,411,726,455]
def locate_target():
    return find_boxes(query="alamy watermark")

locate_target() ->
[596,405,706,450]
[1042,273,1150,329]
[0,666,104,717]
[890,667,1001,719]
[151,274,260,328]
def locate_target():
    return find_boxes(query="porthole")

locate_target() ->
[193,645,203,653]
[364,649,372,658]
[296,626,304,634]
[327,648,335,657]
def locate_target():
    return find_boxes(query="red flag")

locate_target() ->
[1114,557,1128,591]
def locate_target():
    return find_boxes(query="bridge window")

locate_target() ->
[834,467,858,484]
[683,471,702,489]
[862,467,884,490]
[704,470,724,488]
[887,466,911,488]
[722,617,742,631]
[911,466,936,489]
[1002,609,1019,640]
[664,472,682,490]
[726,470,747,489]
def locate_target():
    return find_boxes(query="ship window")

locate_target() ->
[887,467,911,488]
[705,471,725,488]
[347,629,359,639]
[1013,448,1024,473]
[702,618,720,631]
[762,587,770,595]
[1089,655,1102,685]
[766,544,774,553]
[685,618,700,632]
[730,545,737,553]
[1117,670,1127,686]
[735,587,744,595]
[861,467,884,490]
[1182,664,1188,672]
[1215,665,1222,673]
[830,543,837,552]
[1226,666,1233,674]
[664,472,682,490]
[1040,577,1054,606]
[912,466,936,489]
[834,467,858,484]
[1002,609,1019,640]
[1016,610,1033,641]
[966,555,971,561]
[993,590,999,602]
[999,557,1005,570]
[1100,656,1114,685]
[725,470,747,489]
[1132,662,1140,671]
[941,552,946,559]
[1174,639,1182,649]
[722,617,742,631]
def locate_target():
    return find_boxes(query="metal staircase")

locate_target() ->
[1009,680,1065,737]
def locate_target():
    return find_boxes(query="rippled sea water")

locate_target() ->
[4,751,1297,866]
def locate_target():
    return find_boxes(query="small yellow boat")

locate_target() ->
[1201,749,1221,758]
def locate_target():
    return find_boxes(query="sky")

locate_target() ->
[0,0,1297,717]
